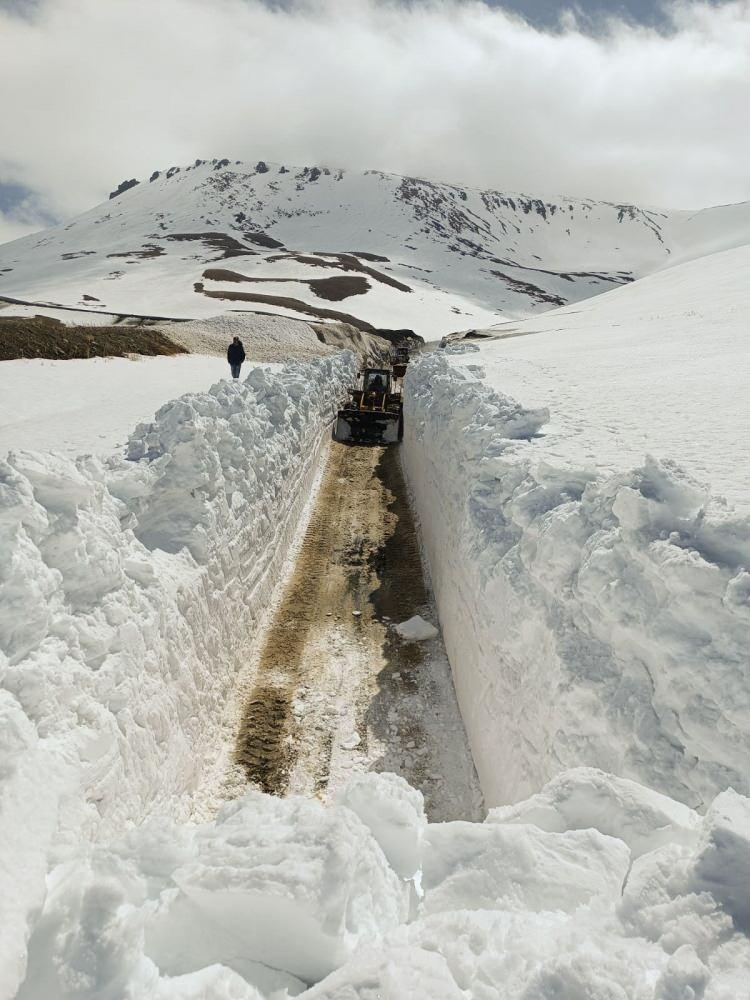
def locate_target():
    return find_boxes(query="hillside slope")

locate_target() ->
[2,159,748,337]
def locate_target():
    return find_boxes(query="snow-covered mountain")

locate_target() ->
[2,158,750,337]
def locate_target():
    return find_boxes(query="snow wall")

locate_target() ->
[0,353,355,995]
[403,349,750,811]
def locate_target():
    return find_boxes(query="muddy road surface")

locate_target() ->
[234,442,482,821]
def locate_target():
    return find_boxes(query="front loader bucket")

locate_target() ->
[333,408,401,445]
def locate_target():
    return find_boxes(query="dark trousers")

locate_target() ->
[230,364,242,379]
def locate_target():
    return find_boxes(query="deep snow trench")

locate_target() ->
[4,348,750,999]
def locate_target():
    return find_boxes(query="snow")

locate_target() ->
[142,792,407,985]
[10,770,750,998]
[422,819,630,915]
[402,242,750,811]
[0,354,355,997]
[393,615,438,641]
[336,773,426,879]
[486,766,701,859]
[302,946,462,999]
[689,789,750,933]
[160,313,337,362]
[0,354,230,456]
[474,241,750,512]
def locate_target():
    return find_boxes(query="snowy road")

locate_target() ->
[0,353,231,457]
[232,442,483,821]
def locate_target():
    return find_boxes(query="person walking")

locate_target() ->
[227,336,246,379]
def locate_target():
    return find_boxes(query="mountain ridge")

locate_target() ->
[1,158,749,337]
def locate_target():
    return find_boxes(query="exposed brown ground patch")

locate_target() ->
[348,251,390,262]
[0,315,186,361]
[202,289,376,331]
[309,276,369,300]
[107,245,165,260]
[202,268,370,302]
[265,251,412,293]
[163,232,258,259]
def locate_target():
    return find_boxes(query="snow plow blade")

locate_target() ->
[334,408,402,445]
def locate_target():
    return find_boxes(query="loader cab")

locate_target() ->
[362,369,392,394]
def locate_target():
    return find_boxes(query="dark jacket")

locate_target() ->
[227,340,246,365]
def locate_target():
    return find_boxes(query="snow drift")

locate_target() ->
[14,768,750,998]
[0,353,355,995]
[403,348,750,810]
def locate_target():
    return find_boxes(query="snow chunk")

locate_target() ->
[421,820,630,915]
[618,842,733,957]
[394,909,671,1000]
[486,767,701,858]
[152,966,266,999]
[393,615,438,641]
[303,945,463,999]
[654,945,710,1000]
[689,789,750,932]
[336,772,426,879]
[146,792,407,984]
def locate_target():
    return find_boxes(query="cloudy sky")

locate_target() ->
[1,0,749,243]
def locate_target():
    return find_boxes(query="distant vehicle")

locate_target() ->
[392,345,410,379]
[333,367,403,445]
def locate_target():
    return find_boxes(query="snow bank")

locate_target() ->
[486,766,701,858]
[0,353,355,997]
[422,819,629,915]
[402,351,750,810]
[159,313,336,362]
[14,770,750,998]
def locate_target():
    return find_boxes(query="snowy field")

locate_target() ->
[475,241,750,512]
[0,354,229,456]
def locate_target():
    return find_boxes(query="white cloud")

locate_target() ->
[0,182,55,244]
[0,0,749,228]
[0,213,40,245]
